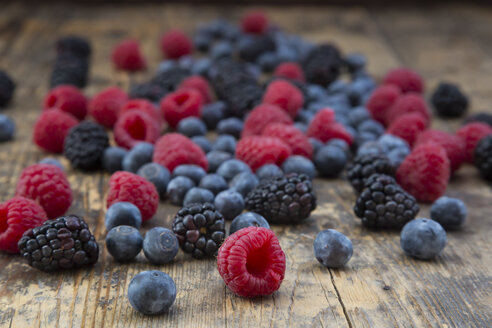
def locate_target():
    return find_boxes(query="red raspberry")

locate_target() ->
[263,80,304,119]
[217,226,286,298]
[153,133,208,172]
[457,122,492,163]
[385,93,430,126]
[396,143,450,203]
[387,112,428,147]
[120,99,163,126]
[306,108,353,145]
[160,29,193,59]
[241,11,269,35]
[15,164,73,219]
[160,89,202,128]
[114,110,160,149]
[366,84,401,125]
[236,136,292,171]
[33,108,79,153]
[273,62,305,83]
[106,171,159,221]
[178,75,213,104]
[415,129,466,172]
[382,67,424,93]
[242,104,293,138]
[262,123,313,158]
[43,85,88,120]
[89,87,128,128]
[111,38,146,72]
[0,196,48,253]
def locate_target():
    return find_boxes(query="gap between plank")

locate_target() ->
[328,270,353,328]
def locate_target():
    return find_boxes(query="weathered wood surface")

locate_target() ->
[0,3,491,327]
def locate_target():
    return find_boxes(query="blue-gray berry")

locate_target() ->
[216,159,251,181]
[217,118,243,139]
[105,202,142,230]
[128,271,176,315]
[103,146,127,173]
[183,187,215,206]
[309,138,324,155]
[143,227,179,264]
[314,145,347,178]
[106,226,143,262]
[199,174,228,195]
[229,171,259,197]
[191,136,212,153]
[172,164,206,184]
[177,117,207,137]
[326,138,350,155]
[0,114,15,142]
[201,101,226,129]
[314,229,353,268]
[166,176,196,206]
[400,218,447,260]
[206,150,232,173]
[230,212,269,235]
[430,197,467,230]
[137,163,171,199]
[256,164,283,181]
[39,157,64,170]
[281,155,316,179]
[122,142,154,173]
[212,135,236,154]
[214,189,245,220]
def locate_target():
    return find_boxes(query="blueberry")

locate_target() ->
[128,270,176,315]
[105,202,142,230]
[210,40,233,60]
[256,164,283,181]
[309,138,324,155]
[356,141,384,157]
[199,174,228,195]
[0,114,15,142]
[183,187,215,206]
[106,226,143,262]
[326,138,350,155]
[358,119,384,137]
[217,118,243,139]
[387,148,410,169]
[217,159,252,181]
[348,107,370,128]
[212,135,236,154]
[137,163,171,199]
[158,60,178,73]
[327,80,348,95]
[191,57,212,76]
[39,157,64,170]
[430,197,467,230]
[176,117,207,137]
[194,32,213,52]
[378,134,409,153]
[172,164,206,184]
[314,145,347,178]
[103,147,127,173]
[281,156,316,179]
[178,55,194,70]
[307,84,328,102]
[230,212,270,235]
[400,218,447,260]
[257,52,280,73]
[166,176,196,206]
[122,142,154,173]
[201,101,226,129]
[143,227,179,264]
[314,229,353,268]
[214,189,245,220]
[294,122,308,133]
[229,171,259,198]
[355,131,378,149]
[345,52,367,73]
[206,150,232,173]
[191,136,212,153]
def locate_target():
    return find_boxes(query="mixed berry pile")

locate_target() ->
[0,10,490,315]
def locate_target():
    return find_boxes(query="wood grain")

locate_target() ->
[0,3,491,327]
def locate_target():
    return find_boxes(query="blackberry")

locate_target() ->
[56,36,91,59]
[17,215,99,271]
[238,35,276,62]
[129,82,167,102]
[50,53,89,88]
[463,112,492,127]
[431,82,469,118]
[245,173,317,224]
[0,70,15,107]
[474,135,492,180]
[347,153,394,193]
[64,121,109,170]
[303,44,344,86]
[354,174,419,229]
[172,203,225,259]
[151,67,189,93]
[223,82,262,117]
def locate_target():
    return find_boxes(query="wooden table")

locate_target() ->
[0,3,491,327]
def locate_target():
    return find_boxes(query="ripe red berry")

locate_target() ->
[242,104,293,138]
[160,89,202,128]
[383,67,424,94]
[273,62,305,83]
[16,164,72,219]
[153,133,208,172]
[415,129,466,172]
[43,85,88,120]
[111,38,146,72]
[387,112,428,147]
[120,99,163,126]
[236,136,292,171]
[263,80,304,119]
[106,171,159,221]
[33,108,79,153]
[89,87,129,128]
[262,123,313,158]
[160,29,193,59]
[306,108,353,145]
[457,122,492,163]
[114,110,160,149]
[0,196,48,253]
[217,227,286,298]
[385,93,430,126]
[366,84,401,125]
[178,75,213,104]
[396,143,450,203]
[241,11,269,35]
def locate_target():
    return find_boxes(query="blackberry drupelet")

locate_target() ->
[17,215,99,271]
[245,173,317,224]
[474,135,492,180]
[431,82,469,118]
[0,70,16,107]
[64,121,109,170]
[354,174,419,229]
[151,67,189,93]
[347,153,394,193]
[303,44,344,86]
[50,53,90,88]
[172,203,225,259]
[223,82,262,117]
[56,36,91,58]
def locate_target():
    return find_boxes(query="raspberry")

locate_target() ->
[382,67,424,93]
[306,109,353,145]
[415,130,466,172]
[153,133,208,172]
[385,93,430,126]
[456,122,492,163]
[396,143,450,203]
[365,85,401,124]
[178,75,212,104]
[240,11,268,35]
[0,196,48,253]
[273,62,305,83]
[160,29,193,59]
[106,171,159,221]
[387,112,428,147]
[217,226,285,298]
[236,136,292,172]
[111,38,146,72]
[120,99,163,125]
[43,85,87,120]
[160,89,202,128]
[262,123,313,158]
[33,109,79,153]
[114,110,160,149]
[242,104,293,138]
[263,80,304,119]
[88,87,128,128]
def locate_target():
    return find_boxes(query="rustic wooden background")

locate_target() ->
[0,3,491,327]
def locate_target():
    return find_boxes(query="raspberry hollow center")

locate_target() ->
[175,94,190,106]
[0,210,7,233]
[246,244,270,276]
[126,117,147,140]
